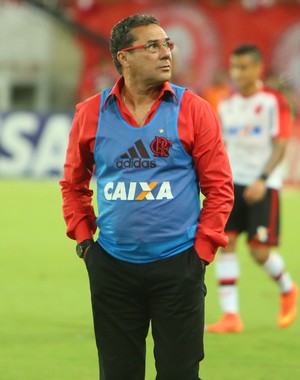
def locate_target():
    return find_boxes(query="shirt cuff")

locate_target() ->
[194,237,218,264]
[74,219,95,244]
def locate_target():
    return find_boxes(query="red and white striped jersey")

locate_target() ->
[218,88,291,189]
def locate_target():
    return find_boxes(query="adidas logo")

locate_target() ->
[116,139,156,169]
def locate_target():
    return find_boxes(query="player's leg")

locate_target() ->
[85,242,150,380]
[149,247,206,380]
[248,188,298,328]
[206,234,243,333]
[206,185,244,333]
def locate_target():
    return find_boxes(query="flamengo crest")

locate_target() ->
[150,136,172,157]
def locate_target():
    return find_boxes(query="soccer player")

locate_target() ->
[60,14,233,379]
[206,44,298,333]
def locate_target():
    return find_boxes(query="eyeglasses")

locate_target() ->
[120,40,174,54]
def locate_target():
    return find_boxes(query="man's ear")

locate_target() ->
[117,51,130,71]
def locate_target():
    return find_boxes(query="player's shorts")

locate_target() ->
[225,184,280,246]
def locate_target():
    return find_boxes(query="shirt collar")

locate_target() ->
[103,76,178,108]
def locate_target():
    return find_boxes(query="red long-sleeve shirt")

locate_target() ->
[60,78,234,264]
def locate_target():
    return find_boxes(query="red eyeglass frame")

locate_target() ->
[120,40,174,52]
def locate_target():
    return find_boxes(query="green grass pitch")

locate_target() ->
[0,179,299,379]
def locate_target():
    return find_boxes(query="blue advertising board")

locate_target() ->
[0,112,73,177]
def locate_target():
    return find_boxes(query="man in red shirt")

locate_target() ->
[60,14,233,380]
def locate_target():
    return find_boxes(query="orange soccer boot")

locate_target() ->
[206,313,244,333]
[278,284,298,328]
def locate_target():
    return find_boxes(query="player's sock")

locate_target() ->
[262,251,293,294]
[206,252,243,333]
[215,252,240,313]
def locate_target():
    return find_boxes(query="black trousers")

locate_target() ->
[85,243,206,380]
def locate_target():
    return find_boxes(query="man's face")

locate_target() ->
[121,24,173,85]
[229,54,262,92]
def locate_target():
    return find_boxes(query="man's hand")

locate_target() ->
[243,179,267,205]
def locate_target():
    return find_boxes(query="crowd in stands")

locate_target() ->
[11,0,300,13]
[5,0,300,122]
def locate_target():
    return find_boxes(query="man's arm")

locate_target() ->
[243,89,291,204]
[190,98,234,264]
[243,138,288,204]
[59,98,99,244]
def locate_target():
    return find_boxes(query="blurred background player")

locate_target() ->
[201,70,231,113]
[206,44,298,333]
